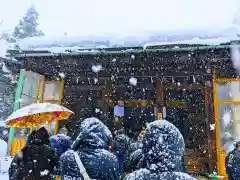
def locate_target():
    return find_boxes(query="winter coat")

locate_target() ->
[9,127,57,180]
[60,117,119,180]
[126,140,145,173]
[126,149,145,173]
[124,120,196,180]
[226,149,240,180]
[113,134,130,178]
[50,134,71,175]
[128,140,143,155]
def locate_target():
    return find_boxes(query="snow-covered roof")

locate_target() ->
[16,35,235,50]
[7,27,240,57]
[143,37,233,47]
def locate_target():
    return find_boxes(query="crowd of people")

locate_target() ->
[8,117,198,180]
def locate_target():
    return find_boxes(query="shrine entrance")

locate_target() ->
[8,70,64,156]
[160,76,213,174]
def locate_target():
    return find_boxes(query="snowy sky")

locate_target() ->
[0,0,239,36]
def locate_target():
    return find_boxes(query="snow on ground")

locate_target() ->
[0,156,12,179]
[0,157,12,173]
[0,139,7,157]
[0,140,12,175]
[0,174,8,180]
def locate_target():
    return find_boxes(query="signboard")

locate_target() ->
[114,105,124,117]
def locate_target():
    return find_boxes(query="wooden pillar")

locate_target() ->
[101,79,112,124]
[156,78,164,120]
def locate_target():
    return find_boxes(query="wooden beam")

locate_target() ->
[164,83,204,89]
[64,85,105,91]
[204,83,213,172]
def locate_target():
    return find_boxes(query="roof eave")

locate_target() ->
[6,44,232,58]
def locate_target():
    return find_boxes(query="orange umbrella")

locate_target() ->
[5,103,73,128]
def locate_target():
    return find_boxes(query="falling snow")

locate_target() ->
[2,25,240,179]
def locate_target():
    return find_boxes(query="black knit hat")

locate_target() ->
[32,127,50,146]
[236,141,240,148]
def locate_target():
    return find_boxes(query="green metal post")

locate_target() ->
[8,69,25,155]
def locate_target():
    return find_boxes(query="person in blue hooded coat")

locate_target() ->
[50,134,72,176]
[50,134,72,161]
[225,141,240,180]
[124,120,196,180]
[60,117,119,180]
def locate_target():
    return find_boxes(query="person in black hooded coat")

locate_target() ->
[127,138,143,156]
[124,120,196,180]
[60,117,119,180]
[113,134,130,179]
[126,148,145,173]
[8,130,36,180]
[126,131,145,173]
[8,127,57,180]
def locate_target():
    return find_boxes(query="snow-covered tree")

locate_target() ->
[1,31,16,43]
[13,5,44,39]
[0,24,16,122]
[0,63,15,121]
[0,21,15,43]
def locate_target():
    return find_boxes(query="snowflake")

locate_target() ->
[40,169,49,176]
[210,124,215,131]
[129,77,137,86]
[92,64,102,73]
[59,72,65,78]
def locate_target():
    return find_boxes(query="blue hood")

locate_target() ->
[142,120,185,173]
[72,117,112,151]
[50,134,72,159]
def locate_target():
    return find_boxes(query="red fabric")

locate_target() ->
[110,143,114,153]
